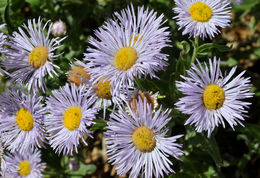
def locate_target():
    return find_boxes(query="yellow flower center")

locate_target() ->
[28,46,48,68]
[16,108,34,131]
[94,78,112,99]
[63,106,82,130]
[69,66,90,87]
[18,160,31,176]
[114,47,138,71]
[203,84,225,110]
[132,126,156,152]
[189,2,213,22]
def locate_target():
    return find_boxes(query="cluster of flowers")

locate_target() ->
[0,0,253,177]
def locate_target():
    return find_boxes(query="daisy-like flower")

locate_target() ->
[84,5,170,95]
[45,83,98,155]
[86,77,113,112]
[127,90,159,112]
[2,17,66,92]
[1,149,46,178]
[173,0,232,39]
[69,61,117,118]
[105,98,184,178]
[0,86,46,153]
[0,24,8,75]
[67,60,90,87]
[176,57,254,137]
[0,24,6,53]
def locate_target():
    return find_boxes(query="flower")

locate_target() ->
[68,60,90,87]
[2,17,66,92]
[127,90,159,112]
[84,5,170,95]
[0,24,7,54]
[173,0,231,39]
[175,57,254,137]
[105,97,184,178]
[51,19,66,36]
[1,149,46,178]
[45,83,98,155]
[85,77,113,114]
[0,86,46,153]
[0,24,10,76]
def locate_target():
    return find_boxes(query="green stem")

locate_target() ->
[134,77,144,91]
[191,36,199,63]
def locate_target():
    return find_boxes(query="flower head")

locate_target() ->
[173,0,231,39]
[2,17,66,92]
[68,60,90,87]
[51,20,66,36]
[1,149,46,178]
[0,86,46,153]
[105,97,184,177]
[0,24,6,53]
[84,5,170,95]
[45,83,98,155]
[175,57,254,137]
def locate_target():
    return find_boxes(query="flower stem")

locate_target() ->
[191,36,199,63]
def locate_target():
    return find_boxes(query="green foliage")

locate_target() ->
[0,0,260,177]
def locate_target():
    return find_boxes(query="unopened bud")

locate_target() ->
[51,20,66,36]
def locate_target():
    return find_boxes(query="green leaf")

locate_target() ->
[227,57,238,67]
[198,134,223,168]
[4,0,14,33]
[61,156,69,168]
[90,119,108,131]
[0,0,7,8]
[176,56,185,76]
[197,43,231,57]
[176,41,191,55]
[238,124,260,142]
[69,163,96,178]
[25,0,40,6]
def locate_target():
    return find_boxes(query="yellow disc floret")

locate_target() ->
[94,78,112,99]
[28,46,48,68]
[63,106,82,130]
[203,84,225,110]
[132,126,156,152]
[18,160,31,176]
[114,47,138,71]
[69,66,90,87]
[189,2,213,22]
[16,108,34,131]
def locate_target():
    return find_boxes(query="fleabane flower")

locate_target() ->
[0,24,7,54]
[68,60,90,87]
[0,24,9,76]
[2,17,66,92]
[1,149,46,178]
[105,97,184,178]
[68,61,114,118]
[127,90,159,112]
[45,83,98,155]
[173,0,232,39]
[175,57,254,137]
[84,5,170,95]
[0,86,46,153]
